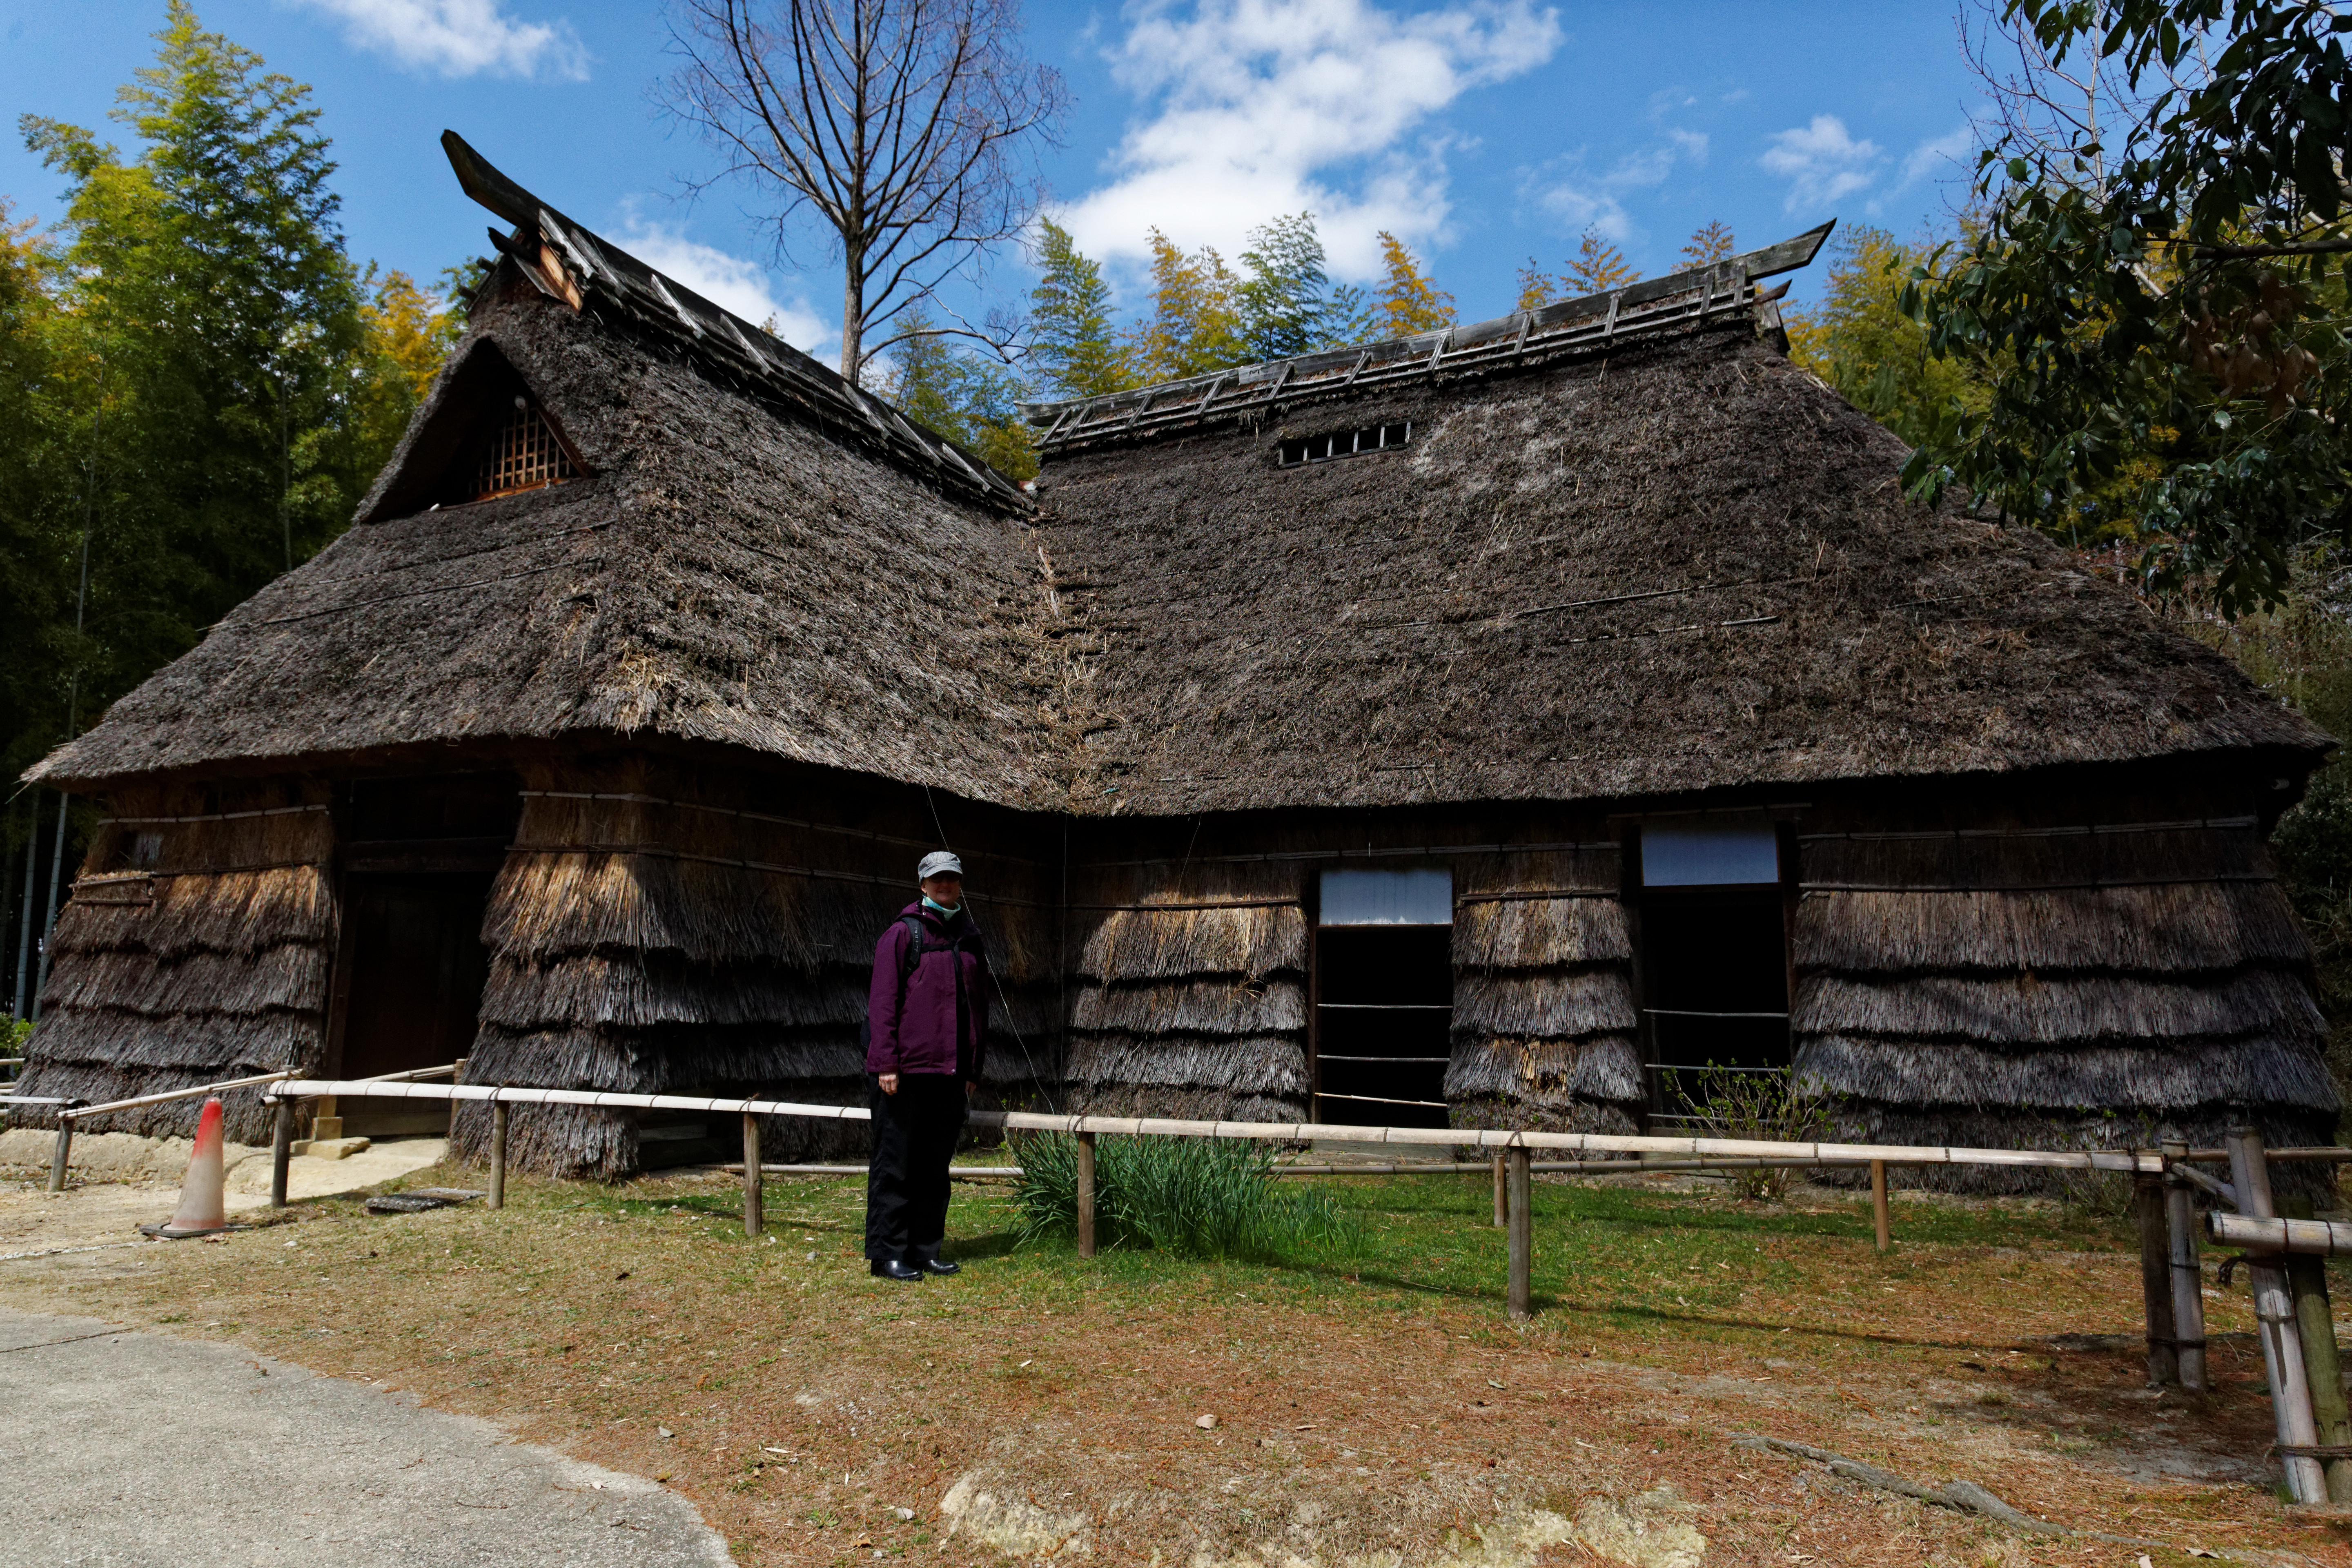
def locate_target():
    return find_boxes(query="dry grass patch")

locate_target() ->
[0,1161,2342,1567]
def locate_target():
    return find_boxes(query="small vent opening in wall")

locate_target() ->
[1279,421,1410,467]
[474,396,576,500]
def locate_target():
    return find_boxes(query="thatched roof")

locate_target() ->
[27,143,2329,823]
[28,137,1057,806]
[1021,238,2332,815]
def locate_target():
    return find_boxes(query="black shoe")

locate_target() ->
[918,1258,960,1276]
[869,1258,923,1282]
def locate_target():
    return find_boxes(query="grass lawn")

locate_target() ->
[1,1154,2342,1567]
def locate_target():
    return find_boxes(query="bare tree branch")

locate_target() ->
[661,0,1067,385]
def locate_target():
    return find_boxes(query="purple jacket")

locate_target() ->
[866,902,988,1078]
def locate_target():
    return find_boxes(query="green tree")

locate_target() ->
[1129,229,1246,380]
[11,3,393,768]
[1370,231,1454,338]
[1786,225,1990,452]
[1237,212,1333,361]
[1563,225,1640,294]
[1028,219,1131,400]
[1904,0,2352,614]
[881,305,1038,481]
[0,202,74,787]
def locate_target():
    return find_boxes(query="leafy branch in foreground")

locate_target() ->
[1903,0,2352,613]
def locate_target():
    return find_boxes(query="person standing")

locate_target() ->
[864,850,987,1281]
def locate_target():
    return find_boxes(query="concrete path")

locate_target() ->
[0,1307,734,1566]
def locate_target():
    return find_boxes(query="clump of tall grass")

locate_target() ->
[1010,1133,1361,1262]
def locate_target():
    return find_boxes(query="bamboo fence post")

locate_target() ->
[2281,1196,2352,1503]
[1869,1160,1891,1252]
[1076,1130,1097,1259]
[742,1112,763,1239]
[1493,1154,1508,1228]
[448,1055,468,1145]
[488,1099,509,1212]
[270,1098,294,1209]
[2162,1139,2209,1393]
[2226,1126,2327,1503]
[2134,1156,2179,1386]
[46,1116,72,1193]
[1506,1146,1533,1321]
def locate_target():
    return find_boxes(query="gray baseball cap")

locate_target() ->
[918,851,964,880]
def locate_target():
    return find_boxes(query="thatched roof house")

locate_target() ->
[17,135,2336,1180]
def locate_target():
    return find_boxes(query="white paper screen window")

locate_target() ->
[1318,868,1453,925]
[1640,821,1780,886]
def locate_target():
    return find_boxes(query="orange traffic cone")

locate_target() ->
[151,1096,229,1238]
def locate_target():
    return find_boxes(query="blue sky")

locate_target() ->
[0,1,1987,365]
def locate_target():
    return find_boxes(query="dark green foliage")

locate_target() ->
[1904,0,2352,613]
[1,4,435,793]
[1010,1132,1360,1261]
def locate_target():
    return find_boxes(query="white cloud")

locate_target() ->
[614,221,835,358]
[1899,122,1974,187]
[1527,130,1706,242]
[293,0,590,80]
[1759,114,1882,214]
[1058,0,1563,279]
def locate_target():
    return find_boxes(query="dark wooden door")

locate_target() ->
[338,874,495,1082]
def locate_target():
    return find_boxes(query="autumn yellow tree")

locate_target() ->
[1513,258,1556,311]
[1128,229,1245,380]
[1371,232,1453,337]
[354,266,462,459]
[1562,226,1639,294]
[1679,220,1734,267]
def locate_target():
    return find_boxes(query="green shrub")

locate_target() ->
[1656,1063,1843,1202]
[1010,1133,1361,1262]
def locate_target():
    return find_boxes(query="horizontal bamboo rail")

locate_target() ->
[2208,1212,2352,1258]
[727,1163,1018,1181]
[263,1079,2186,1174]
[66,1069,298,1120]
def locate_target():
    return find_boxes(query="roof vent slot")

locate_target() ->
[1279,421,1410,468]
[474,396,577,501]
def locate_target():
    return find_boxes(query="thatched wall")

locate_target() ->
[1792,809,2339,1191]
[18,779,337,1143]
[453,753,1059,1177]
[1448,842,1641,1135]
[1064,846,1310,1125]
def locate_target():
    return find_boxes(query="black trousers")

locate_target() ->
[864,1073,966,1263]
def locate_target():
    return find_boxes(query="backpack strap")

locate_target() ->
[899,913,927,987]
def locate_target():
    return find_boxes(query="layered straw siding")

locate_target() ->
[447,760,1059,1176]
[1064,856,1310,1121]
[1446,844,1642,1134]
[1792,817,2339,1191]
[18,780,336,1142]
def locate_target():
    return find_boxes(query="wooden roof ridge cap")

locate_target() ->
[1016,219,1835,428]
[440,130,1029,513]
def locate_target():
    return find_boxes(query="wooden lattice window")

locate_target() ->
[473,397,575,500]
